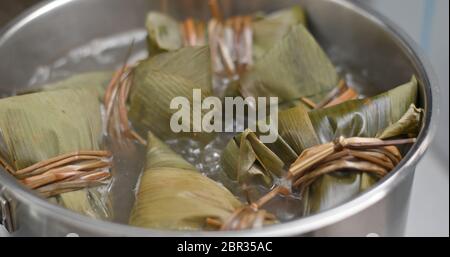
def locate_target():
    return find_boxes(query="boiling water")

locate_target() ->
[26,29,370,224]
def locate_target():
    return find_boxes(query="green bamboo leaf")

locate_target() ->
[378,104,423,139]
[240,24,338,104]
[303,76,419,213]
[135,46,212,92]
[0,88,111,219]
[0,89,103,169]
[244,131,285,178]
[222,136,266,184]
[55,188,112,219]
[129,46,214,142]
[146,11,183,54]
[144,132,196,171]
[278,105,320,154]
[308,76,418,142]
[222,129,286,187]
[253,6,306,61]
[301,172,376,214]
[50,72,112,100]
[130,132,242,230]
[262,134,298,165]
[22,72,113,102]
[224,135,257,180]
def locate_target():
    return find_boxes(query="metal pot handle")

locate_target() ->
[0,193,14,233]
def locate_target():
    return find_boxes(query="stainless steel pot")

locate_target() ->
[0,0,439,237]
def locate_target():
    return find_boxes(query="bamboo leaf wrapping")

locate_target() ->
[22,71,113,102]
[253,6,307,61]
[240,24,338,104]
[0,89,103,169]
[130,133,242,230]
[145,6,306,61]
[303,77,419,213]
[0,87,111,219]
[129,46,214,142]
[146,11,183,55]
[222,77,421,213]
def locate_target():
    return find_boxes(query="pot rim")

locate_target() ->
[0,0,439,236]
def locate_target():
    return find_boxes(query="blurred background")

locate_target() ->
[0,0,448,236]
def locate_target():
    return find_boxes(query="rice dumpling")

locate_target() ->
[128,46,215,142]
[0,87,112,219]
[222,76,422,213]
[129,132,275,230]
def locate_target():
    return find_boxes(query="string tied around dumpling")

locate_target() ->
[180,0,253,78]
[0,150,112,198]
[103,41,147,145]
